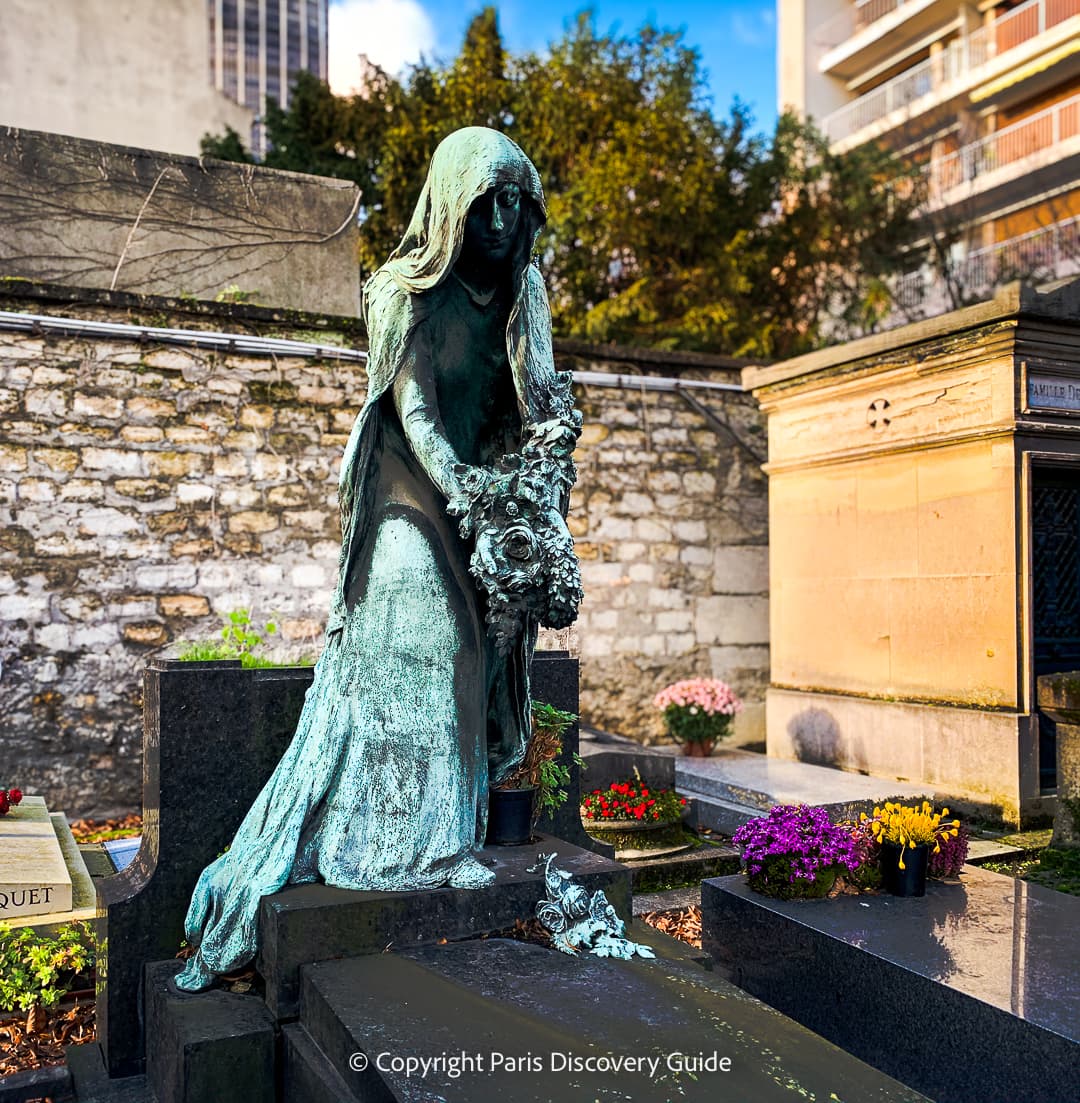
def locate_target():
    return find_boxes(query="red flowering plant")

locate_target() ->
[0,788,23,815]
[581,780,687,825]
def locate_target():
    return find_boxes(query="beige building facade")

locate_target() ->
[746,278,1080,825]
[0,1,329,158]
[0,1,254,157]
[779,0,1080,320]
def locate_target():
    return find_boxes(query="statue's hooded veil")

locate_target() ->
[333,127,564,624]
[376,126,546,295]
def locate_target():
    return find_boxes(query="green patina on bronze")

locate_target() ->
[176,128,582,991]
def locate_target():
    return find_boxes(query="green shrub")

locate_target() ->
[0,921,94,1012]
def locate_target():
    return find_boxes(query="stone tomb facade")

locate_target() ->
[744,279,1080,826]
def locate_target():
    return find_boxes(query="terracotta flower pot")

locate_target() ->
[681,738,716,757]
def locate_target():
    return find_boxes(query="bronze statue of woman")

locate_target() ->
[176,127,581,991]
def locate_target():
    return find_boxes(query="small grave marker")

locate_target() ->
[0,795,73,919]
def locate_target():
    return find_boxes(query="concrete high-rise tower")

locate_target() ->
[208,0,329,156]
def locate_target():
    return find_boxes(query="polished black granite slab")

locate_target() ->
[97,659,311,1078]
[292,935,928,1103]
[258,832,629,1019]
[702,866,1080,1103]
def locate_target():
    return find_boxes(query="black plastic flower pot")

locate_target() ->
[487,786,536,846]
[880,841,929,896]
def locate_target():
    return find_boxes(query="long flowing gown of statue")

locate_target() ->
[176,128,576,991]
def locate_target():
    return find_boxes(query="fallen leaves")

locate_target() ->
[641,905,702,949]
[0,1001,96,1078]
[68,814,142,843]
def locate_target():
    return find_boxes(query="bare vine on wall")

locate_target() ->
[0,127,360,307]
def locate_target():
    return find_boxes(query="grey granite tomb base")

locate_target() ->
[283,933,927,1102]
[701,867,1080,1103]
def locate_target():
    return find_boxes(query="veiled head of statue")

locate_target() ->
[384,127,546,295]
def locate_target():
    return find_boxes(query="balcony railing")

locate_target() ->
[815,0,918,51]
[893,216,1080,314]
[824,39,967,141]
[965,215,1080,292]
[927,93,1080,195]
[822,0,1080,143]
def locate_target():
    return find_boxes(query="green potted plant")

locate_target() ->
[488,701,581,846]
[653,678,742,757]
[862,801,960,897]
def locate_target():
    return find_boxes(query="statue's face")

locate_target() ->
[463,183,521,263]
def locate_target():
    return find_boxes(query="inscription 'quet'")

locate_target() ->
[175,128,582,991]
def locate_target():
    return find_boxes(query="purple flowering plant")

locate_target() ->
[928,823,969,879]
[732,804,864,900]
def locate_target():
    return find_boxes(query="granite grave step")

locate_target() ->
[257,833,629,1019]
[621,840,739,891]
[702,864,1080,1103]
[675,749,933,823]
[143,960,275,1103]
[65,1043,152,1103]
[291,930,928,1103]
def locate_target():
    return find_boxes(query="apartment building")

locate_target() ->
[208,0,329,156]
[780,0,1080,319]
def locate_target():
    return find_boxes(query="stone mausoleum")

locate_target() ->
[746,279,1080,825]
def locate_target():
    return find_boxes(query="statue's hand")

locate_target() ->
[448,464,494,534]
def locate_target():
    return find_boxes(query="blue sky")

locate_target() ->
[328,1,778,134]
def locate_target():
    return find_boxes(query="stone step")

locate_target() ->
[633,885,701,916]
[297,933,927,1102]
[280,1022,360,1103]
[675,749,932,823]
[702,865,1080,1103]
[623,840,739,892]
[684,791,761,835]
[257,833,629,1019]
[65,1042,152,1103]
[143,961,275,1103]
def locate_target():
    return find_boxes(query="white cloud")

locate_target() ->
[328,0,437,94]
[731,8,775,48]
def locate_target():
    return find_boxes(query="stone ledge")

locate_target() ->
[701,867,1080,1103]
[258,834,631,1019]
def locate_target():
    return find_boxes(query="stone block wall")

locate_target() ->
[565,354,769,745]
[0,287,365,815]
[0,287,768,815]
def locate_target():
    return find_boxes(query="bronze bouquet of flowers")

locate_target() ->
[453,416,583,655]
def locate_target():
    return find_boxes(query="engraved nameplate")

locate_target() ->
[0,796,73,918]
[1027,372,1080,413]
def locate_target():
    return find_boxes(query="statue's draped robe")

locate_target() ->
[176,128,567,991]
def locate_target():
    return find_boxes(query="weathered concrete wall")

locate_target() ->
[0,127,360,316]
[0,0,253,157]
[0,287,768,816]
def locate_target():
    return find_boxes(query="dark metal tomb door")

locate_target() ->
[1031,469,1080,789]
